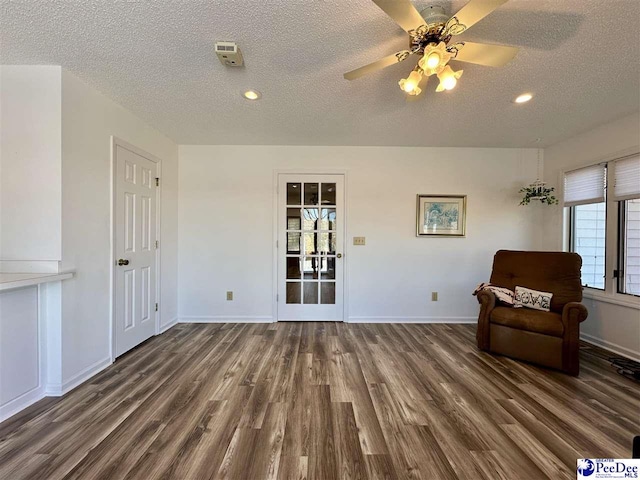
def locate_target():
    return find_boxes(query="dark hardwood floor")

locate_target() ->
[1,322,638,479]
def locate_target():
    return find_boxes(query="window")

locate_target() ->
[619,199,640,295]
[614,155,640,296]
[564,164,607,290]
[565,154,640,297]
[571,202,606,289]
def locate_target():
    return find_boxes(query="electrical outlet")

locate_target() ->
[353,236,366,246]
[226,291,233,301]
[431,292,438,301]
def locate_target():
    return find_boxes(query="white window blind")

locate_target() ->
[613,154,640,201]
[563,164,606,207]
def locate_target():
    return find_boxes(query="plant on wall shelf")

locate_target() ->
[519,180,559,205]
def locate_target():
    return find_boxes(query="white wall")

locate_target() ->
[0,66,62,263]
[542,113,640,250]
[60,70,179,382]
[0,286,39,415]
[178,145,541,322]
[543,112,640,361]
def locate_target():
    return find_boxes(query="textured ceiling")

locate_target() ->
[1,0,639,147]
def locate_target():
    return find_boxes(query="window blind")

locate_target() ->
[563,164,606,207]
[613,154,640,201]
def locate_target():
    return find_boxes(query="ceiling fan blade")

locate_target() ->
[344,51,411,80]
[372,0,426,32]
[451,41,518,67]
[448,0,508,34]
[406,75,429,102]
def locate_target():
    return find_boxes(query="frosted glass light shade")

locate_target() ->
[398,69,423,94]
[418,42,453,76]
[436,65,463,92]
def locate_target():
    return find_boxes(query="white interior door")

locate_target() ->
[277,174,344,321]
[114,144,157,357]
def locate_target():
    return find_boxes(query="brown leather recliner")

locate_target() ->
[476,250,588,376]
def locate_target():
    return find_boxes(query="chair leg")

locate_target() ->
[562,333,580,376]
[565,359,579,376]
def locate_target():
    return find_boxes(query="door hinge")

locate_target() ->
[276,294,279,302]
[276,240,278,248]
[155,177,160,187]
[155,303,159,312]
[155,240,159,249]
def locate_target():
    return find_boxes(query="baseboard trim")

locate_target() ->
[581,333,640,363]
[46,356,112,397]
[177,316,477,324]
[159,317,178,334]
[346,316,477,324]
[0,385,45,423]
[179,316,273,323]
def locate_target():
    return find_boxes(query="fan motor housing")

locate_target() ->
[410,5,453,54]
[420,5,449,27]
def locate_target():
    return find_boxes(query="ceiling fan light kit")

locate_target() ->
[344,0,519,100]
[418,42,453,74]
[436,65,463,92]
[399,67,424,95]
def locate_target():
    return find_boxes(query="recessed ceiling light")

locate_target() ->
[243,90,261,100]
[515,93,533,104]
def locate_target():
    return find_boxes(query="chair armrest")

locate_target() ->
[477,289,497,310]
[476,290,496,350]
[561,302,588,375]
[562,302,588,325]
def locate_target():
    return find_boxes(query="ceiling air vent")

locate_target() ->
[214,41,244,67]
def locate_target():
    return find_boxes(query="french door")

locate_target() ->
[114,143,158,357]
[277,174,344,321]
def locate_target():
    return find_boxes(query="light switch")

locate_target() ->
[353,237,366,246]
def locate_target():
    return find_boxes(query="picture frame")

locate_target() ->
[416,194,467,237]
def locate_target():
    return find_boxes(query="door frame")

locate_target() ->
[272,169,349,322]
[109,136,162,362]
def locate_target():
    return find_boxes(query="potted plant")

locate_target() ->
[519,180,559,205]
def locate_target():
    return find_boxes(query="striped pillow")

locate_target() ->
[473,283,515,306]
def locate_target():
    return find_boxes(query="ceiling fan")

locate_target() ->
[344,0,518,98]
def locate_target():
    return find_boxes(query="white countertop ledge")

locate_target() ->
[0,271,75,292]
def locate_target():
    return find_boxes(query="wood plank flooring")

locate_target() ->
[1,322,638,479]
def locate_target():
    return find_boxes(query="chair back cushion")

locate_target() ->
[489,250,583,313]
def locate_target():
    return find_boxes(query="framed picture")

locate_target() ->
[416,194,467,237]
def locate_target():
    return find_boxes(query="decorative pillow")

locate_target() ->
[472,283,515,306]
[513,286,553,311]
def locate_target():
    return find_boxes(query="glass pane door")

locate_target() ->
[278,175,343,321]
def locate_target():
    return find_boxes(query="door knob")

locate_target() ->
[118,259,130,266]
[337,253,343,258]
